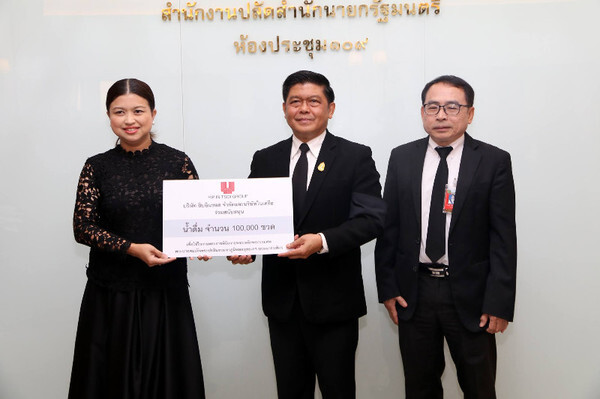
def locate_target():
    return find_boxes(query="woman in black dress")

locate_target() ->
[69,78,206,399]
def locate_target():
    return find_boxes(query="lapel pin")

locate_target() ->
[317,162,325,172]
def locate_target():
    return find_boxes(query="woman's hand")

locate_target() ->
[127,243,177,267]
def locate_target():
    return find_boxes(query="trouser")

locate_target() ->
[398,273,497,399]
[268,299,358,399]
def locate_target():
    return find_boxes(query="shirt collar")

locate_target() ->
[292,130,327,157]
[427,134,465,155]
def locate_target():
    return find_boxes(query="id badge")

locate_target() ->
[443,182,456,214]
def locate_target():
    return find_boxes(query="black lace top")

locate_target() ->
[73,142,198,289]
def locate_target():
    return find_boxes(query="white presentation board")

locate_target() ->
[1,1,600,398]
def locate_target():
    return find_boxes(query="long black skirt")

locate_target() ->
[68,281,205,399]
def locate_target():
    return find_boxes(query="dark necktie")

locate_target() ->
[292,143,310,225]
[425,146,453,263]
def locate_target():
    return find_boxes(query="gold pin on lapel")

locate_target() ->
[317,162,325,172]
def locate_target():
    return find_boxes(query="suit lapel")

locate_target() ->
[273,138,293,177]
[450,133,481,234]
[297,131,337,227]
[411,138,429,228]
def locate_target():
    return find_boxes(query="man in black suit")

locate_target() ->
[375,75,517,398]
[229,70,385,398]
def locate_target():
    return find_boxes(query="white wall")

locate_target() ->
[1,0,599,397]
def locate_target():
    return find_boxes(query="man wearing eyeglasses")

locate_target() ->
[375,75,517,398]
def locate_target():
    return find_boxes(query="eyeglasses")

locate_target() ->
[423,102,470,116]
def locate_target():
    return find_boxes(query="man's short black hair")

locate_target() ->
[282,70,335,104]
[421,75,475,107]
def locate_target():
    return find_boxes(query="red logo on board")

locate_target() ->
[221,182,235,194]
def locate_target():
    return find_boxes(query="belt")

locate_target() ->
[419,263,449,278]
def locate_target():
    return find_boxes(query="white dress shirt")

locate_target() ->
[419,134,465,265]
[289,132,326,189]
[289,131,329,253]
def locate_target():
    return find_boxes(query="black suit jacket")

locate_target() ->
[249,131,385,323]
[375,133,517,332]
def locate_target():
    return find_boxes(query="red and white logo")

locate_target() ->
[221,181,235,194]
